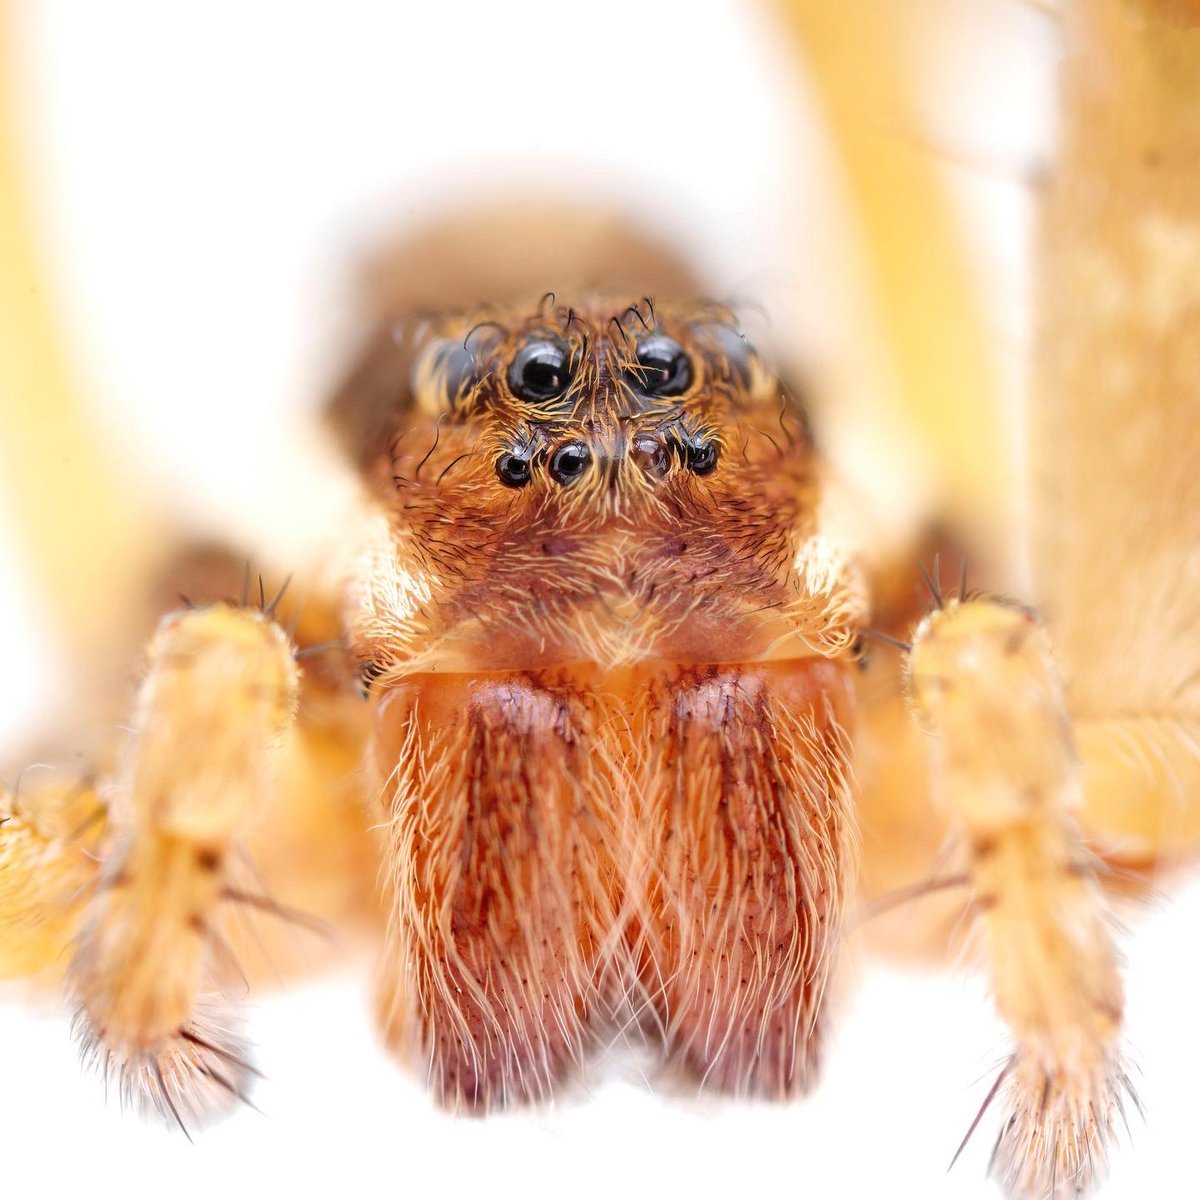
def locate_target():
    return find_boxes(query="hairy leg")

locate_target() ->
[860,597,1129,1199]
[628,660,856,1098]
[372,670,619,1111]
[1,599,379,1126]
[857,572,1200,1200]
[0,776,105,980]
[65,604,300,1126]
[1030,4,1200,880]
[149,549,381,973]
[856,8,1200,1194]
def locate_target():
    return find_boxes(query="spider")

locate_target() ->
[2,4,1197,1199]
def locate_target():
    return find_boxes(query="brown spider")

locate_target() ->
[0,263,1130,1190]
[3,4,1199,1198]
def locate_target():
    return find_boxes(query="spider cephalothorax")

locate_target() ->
[337,295,865,680]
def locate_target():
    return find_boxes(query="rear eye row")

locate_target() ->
[508,334,693,405]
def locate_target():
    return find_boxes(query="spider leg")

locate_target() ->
[908,597,1128,1199]
[0,595,379,1128]
[1029,3,1200,885]
[917,9,1200,1192]
[137,544,382,982]
[0,774,105,979]
[859,5,1200,1195]
[60,604,303,1128]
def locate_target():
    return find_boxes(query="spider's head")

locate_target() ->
[331,294,859,675]
[331,295,806,524]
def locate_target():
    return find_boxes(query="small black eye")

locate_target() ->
[549,442,591,485]
[631,334,693,396]
[509,338,573,403]
[685,439,719,476]
[631,433,671,480]
[496,453,532,488]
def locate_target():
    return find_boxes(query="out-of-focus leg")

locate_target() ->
[66,605,301,1127]
[908,597,1128,1198]
[1030,2,1200,878]
[0,599,381,1129]
[0,776,105,980]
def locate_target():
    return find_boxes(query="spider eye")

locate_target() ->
[684,439,719,476]
[440,344,478,407]
[549,442,591,486]
[509,338,573,403]
[631,334,693,396]
[712,324,754,384]
[412,337,481,415]
[496,453,532,488]
[631,433,671,480]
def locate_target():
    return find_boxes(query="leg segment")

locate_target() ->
[630,660,856,1098]
[908,597,1127,1197]
[0,776,104,979]
[1031,0,1200,876]
[373,671,618,1111]
[70,604,299,1127]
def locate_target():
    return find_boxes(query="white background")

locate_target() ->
[2,2,1198,1198]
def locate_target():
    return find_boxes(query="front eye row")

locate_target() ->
[493,443,594,488]
[496,435,718,489]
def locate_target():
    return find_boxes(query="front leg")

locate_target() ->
[908,597,1128,1198]
[71,603,299,1128]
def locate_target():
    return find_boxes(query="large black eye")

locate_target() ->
[509,338,573,403]
[631,334,693,396]
[549,442,591,486]
[684,438,719,476]
[496,453,532,488]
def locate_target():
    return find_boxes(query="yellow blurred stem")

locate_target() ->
[777,1,1009,553]
[0,11,156,655]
